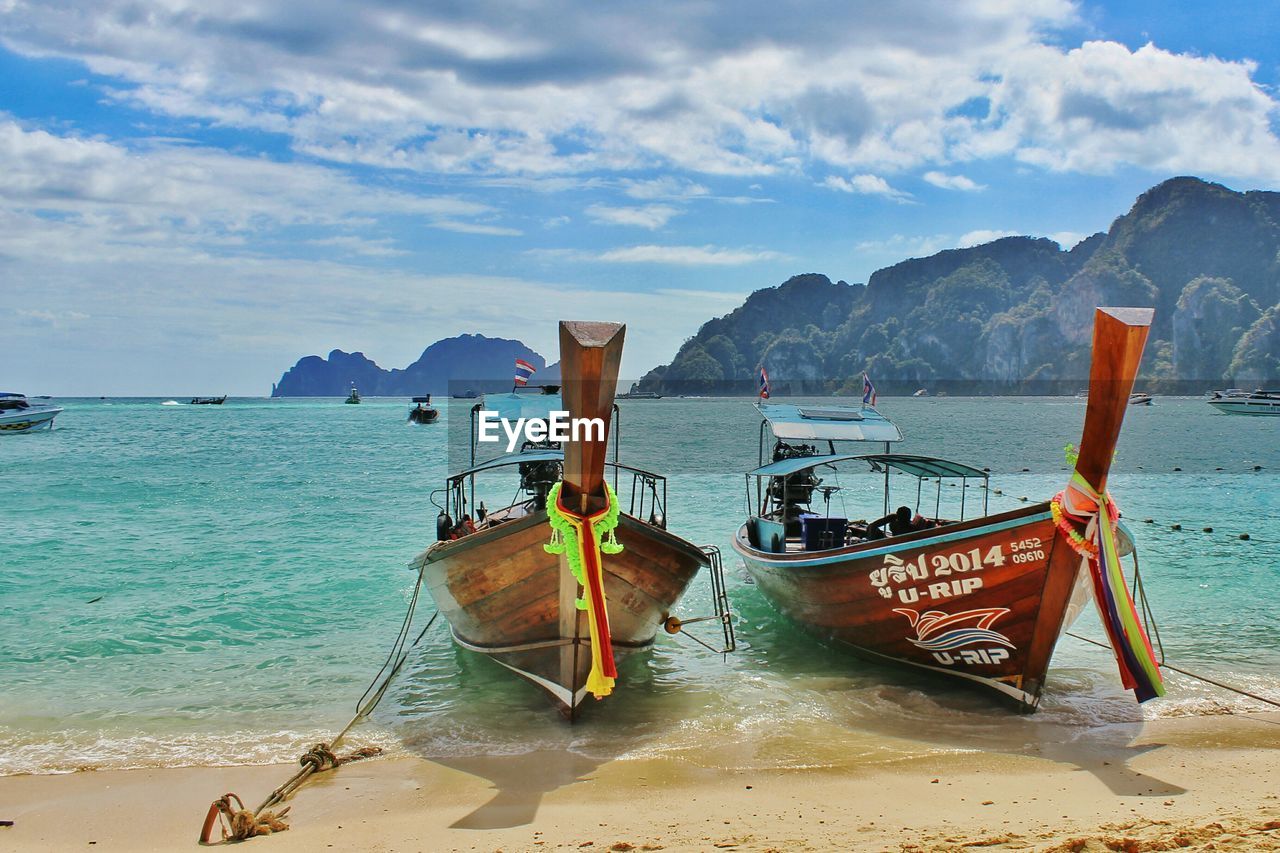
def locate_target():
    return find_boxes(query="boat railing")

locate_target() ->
[661,545,737,655]
[440,455,671,533]
[743,453,991,554]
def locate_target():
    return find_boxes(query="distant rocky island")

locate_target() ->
[271,334,560,397]
[638,176,1280,395]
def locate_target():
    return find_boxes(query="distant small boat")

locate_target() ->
[1207,389,1280,416]
[1128,393,1152,406]
[189,396,227,405]
[451,389,479,399]
[345,384,361,404]
[408,395,439,424]
[0,393,63,433]
[617,383,661,399]
[913,389,928,398]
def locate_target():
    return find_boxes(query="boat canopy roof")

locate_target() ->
[482,391,564,421]
[411,396,432,403]
[861,453,988,479]
[747,452,987,480]
[0,392,24,398]
[453,449,564,480]
[758,402,902,443]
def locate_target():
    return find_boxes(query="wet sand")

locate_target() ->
[2,711,1278,851]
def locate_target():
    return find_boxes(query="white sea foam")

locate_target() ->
[0,727,403,776]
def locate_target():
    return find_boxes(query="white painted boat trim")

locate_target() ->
[491,659,591,710]
[837,639,1040,708]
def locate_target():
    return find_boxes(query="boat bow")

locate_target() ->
[1056,307,1164,703]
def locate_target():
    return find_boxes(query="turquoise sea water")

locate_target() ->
[2,396,1278,776]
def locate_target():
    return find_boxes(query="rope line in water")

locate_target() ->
[1065,631,1280,711]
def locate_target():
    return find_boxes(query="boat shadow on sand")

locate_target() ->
[388,644,710,829]
[425,749,614,830]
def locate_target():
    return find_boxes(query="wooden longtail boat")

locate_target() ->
[732,307,1164,710]
[412,321,721,718]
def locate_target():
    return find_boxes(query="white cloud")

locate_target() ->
[854,233,954,259]
[822,174,913,202]
[620,176,710,200]
[586,203,680,229]
[0,233,743,392]
[5,1,1275,184]
[957,229,1019,248]
[595,244,785,265]
[1048,230,1089,249]
[429,219,524,236]
[980,41,1280,180]
[525,244,785,266]
[922,171,984,191]
[0,117,512,243]
[307,236,408,256]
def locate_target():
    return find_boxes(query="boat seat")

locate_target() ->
[749,517,787,553]
[800,516,847,551]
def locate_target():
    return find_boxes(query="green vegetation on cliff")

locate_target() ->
[639,177,1280,394]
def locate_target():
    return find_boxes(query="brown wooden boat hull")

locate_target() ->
[733,504,1087,710]
[414,512,706,716]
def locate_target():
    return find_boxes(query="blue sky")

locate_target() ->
[3,1,1278,394]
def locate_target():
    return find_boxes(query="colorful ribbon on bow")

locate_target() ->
[544,481,624,699]
[1051,466,1164,703]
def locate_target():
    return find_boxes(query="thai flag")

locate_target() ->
[862,373,877,407]
[513,358,537,387]
[758,366,770,399]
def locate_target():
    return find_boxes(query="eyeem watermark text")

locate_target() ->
[477,410,606,452]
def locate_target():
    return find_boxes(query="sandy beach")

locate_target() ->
[3,710,1277,852]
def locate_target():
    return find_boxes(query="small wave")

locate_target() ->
[0,727,402,776]
[160,400,180,406]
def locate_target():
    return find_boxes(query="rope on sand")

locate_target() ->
[199,567,438,845]
[200,793,290,843]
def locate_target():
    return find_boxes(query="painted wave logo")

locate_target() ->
[893,607,1015,652]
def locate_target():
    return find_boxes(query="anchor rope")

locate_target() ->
[1066,632,1280,711]
[1067,550,1279,711]
[201,566,439,843]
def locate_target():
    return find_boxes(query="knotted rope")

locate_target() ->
[199,793,290,843]
[1051,445,1164,703]
[544,481,623,698]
